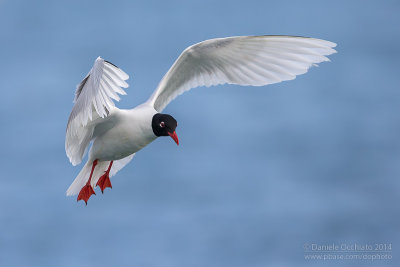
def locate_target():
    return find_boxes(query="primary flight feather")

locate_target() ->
[65,35,337,204]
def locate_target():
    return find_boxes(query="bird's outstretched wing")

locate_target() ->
[146,35,336,112]
[66,57,129,165]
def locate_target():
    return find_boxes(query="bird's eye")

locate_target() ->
[160,121,165,128]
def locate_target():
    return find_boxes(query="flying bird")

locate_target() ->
[65,35,336,204]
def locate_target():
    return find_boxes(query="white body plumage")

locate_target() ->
[89,104,157,162]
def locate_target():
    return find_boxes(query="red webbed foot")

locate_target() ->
[96,172,112,193]
[77,184,96,205]
[96,161,113,194]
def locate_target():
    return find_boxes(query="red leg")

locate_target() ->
[96,161,113,193]
[77,160,98,205]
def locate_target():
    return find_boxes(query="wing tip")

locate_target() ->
[104,59,118,68]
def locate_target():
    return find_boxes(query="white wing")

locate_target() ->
[147,36,337,112]
[66,57,129,166]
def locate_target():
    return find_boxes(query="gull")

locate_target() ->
[65,35,336,204]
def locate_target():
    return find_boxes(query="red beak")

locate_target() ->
[168,131,179,145]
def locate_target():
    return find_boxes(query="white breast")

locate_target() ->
[89,104,158,161]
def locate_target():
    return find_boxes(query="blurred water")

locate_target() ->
[0,0,399,266]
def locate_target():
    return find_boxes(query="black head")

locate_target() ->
[152,113,179,145]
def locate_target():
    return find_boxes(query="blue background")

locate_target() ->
[1,0,399,266]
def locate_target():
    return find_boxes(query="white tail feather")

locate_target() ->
[66,161,91,196]
[110,154,135,177]
[66,154,135,196]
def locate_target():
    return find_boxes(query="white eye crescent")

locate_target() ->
[160,121,165,128]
